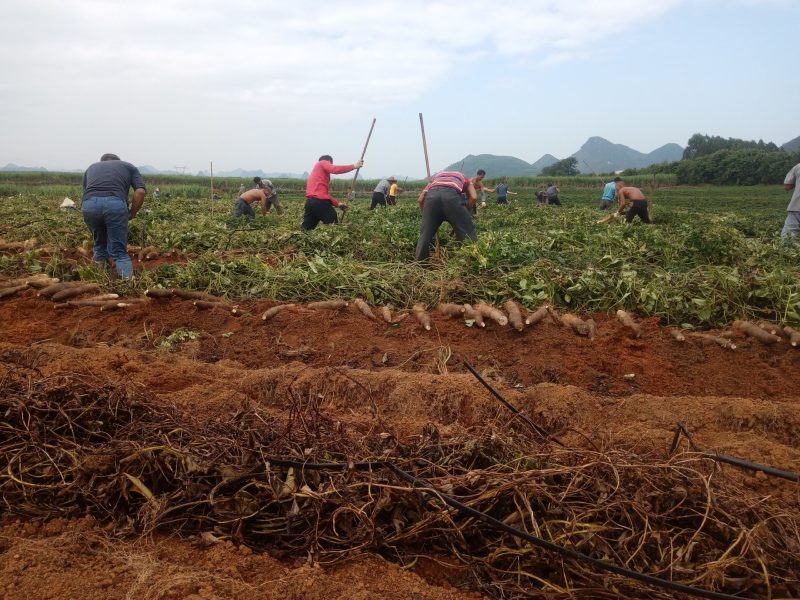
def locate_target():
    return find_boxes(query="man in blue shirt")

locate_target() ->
[81,153,146,278]
[495,180,518,205]
[600,177,621,209]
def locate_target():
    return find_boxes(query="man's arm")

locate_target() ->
[465,182,477,209]
[418,190,427,210]
[786,184,795,191]
[129,188,145,219]
[326,159,364,175]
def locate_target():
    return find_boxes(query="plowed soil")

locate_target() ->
[1,288,799,599]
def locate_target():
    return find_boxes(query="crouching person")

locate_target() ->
[415,171,477,262]
[234,186,271,220]
[81,153,145,278]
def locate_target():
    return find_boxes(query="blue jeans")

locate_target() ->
[81,196,133,278]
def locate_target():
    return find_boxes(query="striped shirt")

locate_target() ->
[424,171,469,193]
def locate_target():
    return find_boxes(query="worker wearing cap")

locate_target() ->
[371,176,396,210]
[254,177,284,215]
[387,180,402,206]
[415,171,477,262]
[782,162,800,242]
[302,155,364,230]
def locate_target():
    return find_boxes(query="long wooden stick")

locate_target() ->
[419,113,431,179]
[348,118,376,200]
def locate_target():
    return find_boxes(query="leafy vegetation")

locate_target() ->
[1,177,798,327]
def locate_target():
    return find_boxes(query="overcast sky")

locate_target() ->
[1,0,797,178]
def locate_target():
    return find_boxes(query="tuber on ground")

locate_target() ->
[391,312,409,325]
[308,299,349,310]
[193,300,226,310]
[172,289,221,302]
[525,305,549,326]
[412,303,431,331]
[261,304,295,321]
[100,301,133,311]
[0,284,27,299]
[438,303,466,318]
[137,245,157,261]
[37,281,83,298]
[690,332,737,350]
[50,283,100,302]
[25,277,60,289]
[546,306,562,325]
[380,305,393,323]
[145,288,174,299]
[475,303,508,326]
[616,310,642,339]
[755,320,786,338]
[86,293,120,301]
[353,298,376,320]
[503,300,525,331]
[784,326,800,347]
[733,320,781,345]
[561,313,594,338]
[230,307,251,317]
[669,329,686,342]
[462,304,485,327]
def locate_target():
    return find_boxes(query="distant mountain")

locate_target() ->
[571,137,683,173]
[443,154,539,177]
[530,154,559,173]
[195,168,309,179]
[0,163,48,172]
[782,136,800,153]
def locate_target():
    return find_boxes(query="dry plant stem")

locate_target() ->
[784,326,800,347]
[475,303,508,326]
[353,298,376,320]
[733,320,782,345]
[503,300,525,331]
[525,305,549,326]
[50,283,100,302]
[261,304,295,321]
[462,304,485,327]
[412,303,431,330]
[438,303,466,318]
[308,299,348,310]
[616,310,642,338]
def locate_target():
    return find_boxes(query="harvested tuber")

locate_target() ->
[86,293,120,301]
[38,281,83,298]
[669,329,686,342]
[616,310,642,339]
[546,306,562,325]
[261,304,295,321]
[0,284,27,299]
[733,320,781,345]
[755,320,786,338]
[412,303,431,331]
[463,304,485,327]
[503,300,525,331]
[308,299,348,310]
[380,305,393,323]
[50,283,100,302]
[690,332,736,350]
[172,289,221,302]
[353,298,376,320]
[438,303,466,318]
[561,313,594,338]
[145,288,174,299]
[192,300,227,310]
[784,326,800,347]
[525,305,549,326]
[475,303,508,326]
[100,301,133,311]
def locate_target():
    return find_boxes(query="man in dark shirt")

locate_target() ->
[81,153,146,278]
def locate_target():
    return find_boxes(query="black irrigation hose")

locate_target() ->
[670,422,799,483]
[263,456,750,600]
[463,361,565,447]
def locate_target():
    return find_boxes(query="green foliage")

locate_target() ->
[683,133,779,160]
[1,179,798,327]
[540,157,579,177]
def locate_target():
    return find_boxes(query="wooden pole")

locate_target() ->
[419,113,431,179]
[348,117,376,202]
[209,161,214,210]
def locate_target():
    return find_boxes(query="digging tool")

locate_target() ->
[341,118,376,223]
[596,201,628,224]
[581,160,606,186]
[419,112,442,256]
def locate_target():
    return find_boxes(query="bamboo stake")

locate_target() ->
[347,118,376,203]
[419,112,440,256]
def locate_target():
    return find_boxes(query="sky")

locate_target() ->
[1,0,798,178]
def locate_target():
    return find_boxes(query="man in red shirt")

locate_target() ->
[415,171,477,261]
[302,155,364,230]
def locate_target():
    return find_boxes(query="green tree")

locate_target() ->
[540,157,579,176]
[683,133,779,160]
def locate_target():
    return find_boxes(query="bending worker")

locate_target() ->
[254,176,284,215]
[371,176,396,209]
[415,170,477,262]
[600,177,621,209]
[234,185,272,220]
[302,155,363,230]
[782,161,800,241]
[616,179,651,224]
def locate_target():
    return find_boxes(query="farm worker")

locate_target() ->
[80,153,145,279]
[471,169,495,211]
[546,183,561,206]
[254,177,284,215]
[535,190,547,205]
[495,180,517,205]
[233,186,271,220]
[615,179,651,224]
[302,155,364,230]
[371,176,396,209]
[415,171,477,262]
[153,187,161,199]
[781,162,800,242]
[600,177,621,210]
[387,179,401,206]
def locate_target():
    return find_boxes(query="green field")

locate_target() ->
[0,173,797,327]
